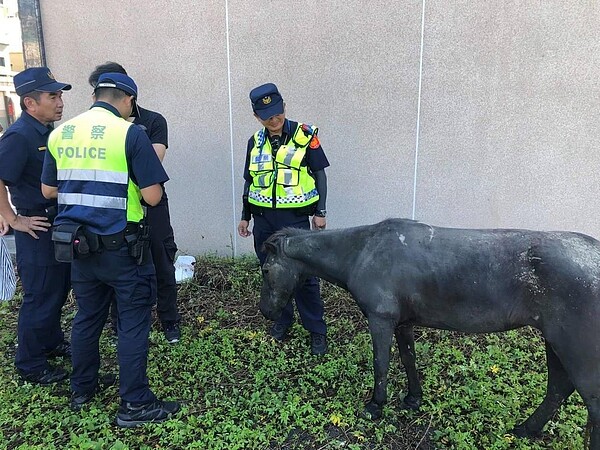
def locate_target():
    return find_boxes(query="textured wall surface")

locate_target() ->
[38,1,600,255]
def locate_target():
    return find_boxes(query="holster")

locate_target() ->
[126,221,151,265]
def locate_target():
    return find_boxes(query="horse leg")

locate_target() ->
[551,341,600,450]
[555,359,600,450]
[586,398,600,450]
[394,325,422,410]
[363,316,395,420]
[512,340,574,438]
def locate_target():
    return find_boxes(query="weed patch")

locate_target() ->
[0,255,587,449]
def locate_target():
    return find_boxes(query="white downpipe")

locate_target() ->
[225,0,238,256]
[412,0,426,220]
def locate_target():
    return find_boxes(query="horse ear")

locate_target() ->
[263,235,287,254]
[263,233,292,255]
[263,240,279,254]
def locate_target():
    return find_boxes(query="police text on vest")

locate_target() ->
[56,147,107,159]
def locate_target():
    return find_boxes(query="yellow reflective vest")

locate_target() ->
[47,106,144,235]
[248,123,319,209]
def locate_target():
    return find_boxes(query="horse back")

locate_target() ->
[347,220,600,333]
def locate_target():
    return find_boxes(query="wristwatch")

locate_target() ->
[314,209,327,218]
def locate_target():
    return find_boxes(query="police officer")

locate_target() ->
[41,73,179,425]
[88,62,181,344]
[0,67,72,384]
[237,83,330,355]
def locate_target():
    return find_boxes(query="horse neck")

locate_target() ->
[284,231,352,288]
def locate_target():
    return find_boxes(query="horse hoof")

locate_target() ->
[511,425,527,438]
[401,395,421,411]
[361,402,382,420]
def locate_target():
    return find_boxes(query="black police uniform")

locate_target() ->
[0,112,71,376]
[243,119,329,336]
[42,102,169,404]
[133,107,179,325]
[108,106,180,333]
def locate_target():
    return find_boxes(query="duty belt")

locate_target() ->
[52,221,148,264]
[93,222,143,251]
[17,206,58,222]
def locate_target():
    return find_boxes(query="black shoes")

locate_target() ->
[70,373,118,411]
[45,341,71,359]
[311,333,328,355]
[116,399,181,427]
[269,323,290,341]
[18,342,71,384]
[19,365,69,385]
[163,322,181,344]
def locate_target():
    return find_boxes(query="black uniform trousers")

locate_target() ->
[70,244,157,404]
[146,198,179,323]
[110,198,179,327]
[14,230,70,374]
[253,209,327,335]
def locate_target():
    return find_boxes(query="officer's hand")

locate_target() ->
[312,216,326,231]
[11,215,50,239]
[0,215,9,236]
[238,220,252,238]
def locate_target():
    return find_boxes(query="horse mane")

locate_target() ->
[270,227,307,241]
[262,227,309,253]
[262,218,422,253]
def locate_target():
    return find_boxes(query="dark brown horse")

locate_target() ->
[259,218,600,449]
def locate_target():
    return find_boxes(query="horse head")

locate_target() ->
[259,230,304,321]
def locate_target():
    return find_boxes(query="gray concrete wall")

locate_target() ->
[38,1,600,255]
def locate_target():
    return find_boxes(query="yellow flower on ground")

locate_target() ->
[199,326,213,336]
[330,413,343,427]
[503,433,515,443]
[490,365,500,374]
[352,431,366,442]
[246,331,258,340]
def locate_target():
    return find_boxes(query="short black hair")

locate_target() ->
[88,62,127,87]
[19,91,43,112]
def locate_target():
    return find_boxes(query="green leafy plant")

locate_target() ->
[0,255,588,449]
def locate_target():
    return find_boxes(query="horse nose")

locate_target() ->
[259,282,276,319]
[259,301,277,321]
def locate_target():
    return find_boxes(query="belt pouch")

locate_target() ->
[51,224,82,263]
[100,231,125,251]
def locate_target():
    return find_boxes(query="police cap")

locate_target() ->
[250,83,284,120]
[14,67,72,96]
[95,73,139,117]
[95,72,138,98]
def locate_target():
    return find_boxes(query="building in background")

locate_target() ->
[16,2,600,256]
[0,0,23,131]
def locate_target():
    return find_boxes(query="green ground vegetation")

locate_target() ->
[0,255,588,449]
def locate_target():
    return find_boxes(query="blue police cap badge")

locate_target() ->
[262,96,272,105]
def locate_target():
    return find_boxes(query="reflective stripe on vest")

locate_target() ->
[247,123,319,209]
[47,107,143,235]
[58,192,127,210]
[57,168,129,184]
